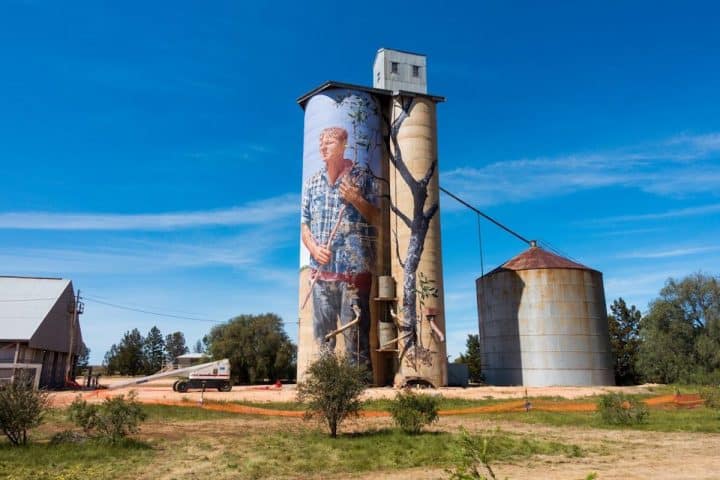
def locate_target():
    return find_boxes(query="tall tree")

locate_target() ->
[455,334,483,383]
[165,331,189,363]
[607,298,642,385]
[206,313,297,384]
[103,329,145,376]
[143,326,165,374]
[637,273,720,384]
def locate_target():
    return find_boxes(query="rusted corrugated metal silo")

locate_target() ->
[476,245,614,386]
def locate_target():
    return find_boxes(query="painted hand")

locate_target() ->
[339,176,361,205]
[313,244,332,265]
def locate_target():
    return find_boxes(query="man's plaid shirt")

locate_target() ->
[301,162,379,275]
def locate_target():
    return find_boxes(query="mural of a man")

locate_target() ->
[301,126,379,366]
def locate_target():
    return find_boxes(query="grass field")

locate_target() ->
[0,394,718,479]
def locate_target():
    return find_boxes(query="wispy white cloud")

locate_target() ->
[618,245,720,259]
[0,193,298,231]
[0,224,296,275]
[587,203,720,224]
[442,132,720,208]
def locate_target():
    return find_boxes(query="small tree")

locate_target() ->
[389,391,439,434]
[296,352,368,438]
[456,334,483,383]
[0,373,50,446]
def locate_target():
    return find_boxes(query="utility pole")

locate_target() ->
[65,289,82,383]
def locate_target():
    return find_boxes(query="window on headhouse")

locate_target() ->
[391,62,399,74]
[412,65,420,77]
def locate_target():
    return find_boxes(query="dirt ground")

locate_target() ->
[47,381,720,479]
[49,377,658,406]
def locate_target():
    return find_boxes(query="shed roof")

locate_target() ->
[0,276,72,341]
[485,246,597,276]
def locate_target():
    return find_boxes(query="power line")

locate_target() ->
[82,296,300,326]
[83,297,223,324]
[439,186,533,246]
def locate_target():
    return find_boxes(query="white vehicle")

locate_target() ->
[108,359,232,392]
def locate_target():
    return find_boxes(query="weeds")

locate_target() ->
[597,393,649,425]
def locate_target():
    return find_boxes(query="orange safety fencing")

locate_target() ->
[54,390,705,416]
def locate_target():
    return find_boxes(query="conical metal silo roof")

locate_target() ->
[484,245,598,276]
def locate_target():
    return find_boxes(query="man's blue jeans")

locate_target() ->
[313,278,371,367]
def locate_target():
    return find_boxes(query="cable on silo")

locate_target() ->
[476,213,484,277]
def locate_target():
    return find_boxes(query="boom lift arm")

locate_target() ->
[107,359,232,392]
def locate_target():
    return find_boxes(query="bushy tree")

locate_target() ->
[143,326,165,374]
[0,373,50,446]
[455,334,483,383]
[637,273,720,384]
[206,313,296,383]
[607,298,642,385]
[103,329,145,376]
[297,351,368,438]
[165,331,189,363]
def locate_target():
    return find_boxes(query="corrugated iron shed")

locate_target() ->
[0,276,81,353]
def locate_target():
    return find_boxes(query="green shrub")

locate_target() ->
[699,386,720,410]
[389,391,440,434]
[597,392,649,425]
[0,373,49,446]
[296,351,368,438]
[68,396,100,434]
[50,430,88,444]
[68,391,147,442]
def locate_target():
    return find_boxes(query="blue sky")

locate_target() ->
[1,1,719,364]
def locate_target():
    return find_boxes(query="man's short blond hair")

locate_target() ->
[319,127,348,144]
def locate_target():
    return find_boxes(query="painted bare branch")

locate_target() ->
[385,96,440,355]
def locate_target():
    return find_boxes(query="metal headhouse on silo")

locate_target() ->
[476,244,614,386]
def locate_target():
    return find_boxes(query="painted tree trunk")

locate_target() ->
[387,95,447,387]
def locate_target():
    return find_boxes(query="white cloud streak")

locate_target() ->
[618,245,720,259]
[0,194,298,231]
[442,132,720,208]
[587,203,720,224]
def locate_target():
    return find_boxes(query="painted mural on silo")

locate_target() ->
[299,89,383,371]
[388,96,447,387]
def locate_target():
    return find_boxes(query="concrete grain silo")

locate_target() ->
[476,244,614,386]
[296,48,449,387]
